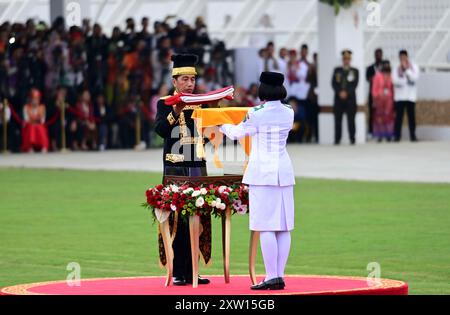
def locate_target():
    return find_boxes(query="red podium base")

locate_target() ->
[1,275,407,295]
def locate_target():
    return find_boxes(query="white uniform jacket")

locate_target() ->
[220,100,296,187]
[392,62,420,102]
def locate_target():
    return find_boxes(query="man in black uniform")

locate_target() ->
[154,54,211,286]
[332,50,359,145]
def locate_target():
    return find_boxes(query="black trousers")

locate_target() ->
[394,101,416,141]
[163,165,207,279]
[305,100,319,143]
[368,93,373,134]
[334,102,356,144]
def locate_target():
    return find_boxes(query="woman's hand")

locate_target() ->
[208,100,220,108]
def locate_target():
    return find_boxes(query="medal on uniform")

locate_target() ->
[347,71,355,82]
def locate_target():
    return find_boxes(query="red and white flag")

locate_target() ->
[164,86,234,106]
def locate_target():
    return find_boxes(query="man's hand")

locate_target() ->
[401,60,410,71]
[88,122,96,131]
[339,90,348,100]
[70,121,77,132]
[172,103,186,116]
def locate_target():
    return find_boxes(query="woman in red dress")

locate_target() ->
[21,89,49,153]
[371,61,395,142]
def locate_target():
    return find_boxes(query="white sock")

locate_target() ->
[259,231,278,281]
[275,231,291,279]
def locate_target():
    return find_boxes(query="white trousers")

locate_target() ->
[259,231,291,281]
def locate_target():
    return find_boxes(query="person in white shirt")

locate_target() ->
[286,46,310,102]
[258,42,286,78]
[278,47,288,78]
[286,45,310,143]
[392,50,420,142]
[220,72,295,290]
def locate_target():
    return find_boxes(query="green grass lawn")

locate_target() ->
[0,168,449,294]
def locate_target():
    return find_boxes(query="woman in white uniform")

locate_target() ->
[220,72,296,290]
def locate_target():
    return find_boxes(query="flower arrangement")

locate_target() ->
[143,183,249,223]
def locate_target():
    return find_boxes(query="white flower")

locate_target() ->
[195,197,205,208]
[170,185,179,193]
[219,203,226,210]
[183,188,194,194]
[211,201,217,208]
[216,198,222,204]
[218,186,227,194]
[200,188,208,195]
[192,190,201,197]
[170,204,177,211]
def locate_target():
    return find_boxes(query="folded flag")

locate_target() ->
[164,86,234,106]
[192,107,251,170]
[191,107,249,128]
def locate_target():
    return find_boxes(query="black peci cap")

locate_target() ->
[171,54,198,68]
[342,49,352,57]
[171,54,199,76]
[259,71,285,87]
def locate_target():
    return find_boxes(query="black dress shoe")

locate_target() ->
[251,278,285,290]
[186,276,210,285]
[173,276,187,286]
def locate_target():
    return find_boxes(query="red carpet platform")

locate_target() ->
[0,275,408,295]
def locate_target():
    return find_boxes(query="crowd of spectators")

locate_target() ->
[0,16,235,152]
[0,15,417,152]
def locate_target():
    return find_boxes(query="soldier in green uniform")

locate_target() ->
[332,50,359,145]
[154,54,212,286]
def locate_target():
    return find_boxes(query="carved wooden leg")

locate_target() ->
[189,215,201,288]
[222,207,232,283]
[249,230,260,285]
[159,220,173,287]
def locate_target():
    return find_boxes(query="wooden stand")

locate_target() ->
[189,215,201,288]
[159,219,174,286]
[249,231,260,285]
[162,175,242,288]
[222,206,232,283]
[2,99,8,154]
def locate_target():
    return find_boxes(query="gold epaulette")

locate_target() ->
[160,95,171,100]
[165,154,185,163]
